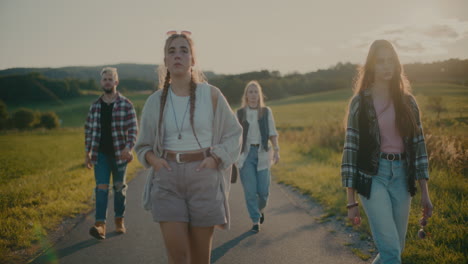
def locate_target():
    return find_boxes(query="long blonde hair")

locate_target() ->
[157,33,207,140]
[157,34,206,90]
[241,80,266,117]
[351,39,418,137]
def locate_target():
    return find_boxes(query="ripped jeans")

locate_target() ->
[94,152,128,222]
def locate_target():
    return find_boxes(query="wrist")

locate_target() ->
[346,202,359,209]
[273,146,280,151]
[210,153,221,165]
[421,192,430,200]
[147,152,160,165]
[210,156,219,165]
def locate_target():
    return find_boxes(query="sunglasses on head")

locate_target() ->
[166,30,192,37]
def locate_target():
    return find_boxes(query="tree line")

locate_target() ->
[0,62,358,106]
[1,59,467,106]
[2,59,466,85]
[0,100,60,130]
[0,73,155,105]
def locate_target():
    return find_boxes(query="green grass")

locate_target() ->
[271,83,468,264]
[8,92,151,127]
[270,90,349,129]
[412,83,468,97]
[0,129,142,262]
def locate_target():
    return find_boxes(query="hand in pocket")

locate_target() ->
[196,157,217,171]
[151,157,171,172]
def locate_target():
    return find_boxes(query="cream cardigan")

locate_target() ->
[135,83,242,230]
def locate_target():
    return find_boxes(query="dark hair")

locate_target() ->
[351,39,419,137]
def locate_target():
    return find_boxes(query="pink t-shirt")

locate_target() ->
[374,100,404,153]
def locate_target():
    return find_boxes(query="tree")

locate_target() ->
[12,108,37,129]
[426,96,447,120]
[0,99,8,129]
[39,112,60,129]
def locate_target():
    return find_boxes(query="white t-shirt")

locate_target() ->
[163,83,213,151]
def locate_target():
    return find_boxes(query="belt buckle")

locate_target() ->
[176,153,185,164]
[388,153,396,161]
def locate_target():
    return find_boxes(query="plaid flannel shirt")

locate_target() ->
[341,91,429,189]
[85,93,138,165]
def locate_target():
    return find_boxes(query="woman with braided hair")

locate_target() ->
[135,31,242,264]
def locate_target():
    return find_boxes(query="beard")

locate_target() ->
[102,86,114,94]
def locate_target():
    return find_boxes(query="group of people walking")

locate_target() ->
[84,31,433,264]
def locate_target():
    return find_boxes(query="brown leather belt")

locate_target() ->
[163,149,211,164]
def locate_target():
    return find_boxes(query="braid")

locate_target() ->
[189,73,202,148]
[189,74,197,135]
[158,71,171,136]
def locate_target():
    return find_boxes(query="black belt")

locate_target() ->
[380,152,405,161]
[250,144,260,147]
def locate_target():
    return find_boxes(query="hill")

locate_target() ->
[0,73,85,105]
[0,64,158,83]
[1,59,467,84]
[0,63,218,83]
[1,59,467,109]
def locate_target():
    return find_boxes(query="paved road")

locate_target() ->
[32,170,371,264]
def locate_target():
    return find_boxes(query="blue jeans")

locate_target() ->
[240,146,271,224]
[94,152,128,222]
[359,157,412,264]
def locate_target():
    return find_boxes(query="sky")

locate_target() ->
[1,0,468,75]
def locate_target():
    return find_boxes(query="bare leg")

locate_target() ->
[188,225,215,264]
[159,222,190,264]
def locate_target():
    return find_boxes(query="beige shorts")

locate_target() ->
[150,160,226,227]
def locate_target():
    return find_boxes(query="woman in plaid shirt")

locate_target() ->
[341,40,433,264]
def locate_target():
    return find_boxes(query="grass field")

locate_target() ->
[0,129,142,263]
[0,83,466,263]
[7,92,151,128]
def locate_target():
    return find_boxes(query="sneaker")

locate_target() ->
[260,213,265,224]
[251,224,260,233]
[89,221,106,240]
[115,217,126,234]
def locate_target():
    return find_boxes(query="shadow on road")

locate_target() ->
[211,231,255,263]
[258,223,318,248]
[31,232,122,264]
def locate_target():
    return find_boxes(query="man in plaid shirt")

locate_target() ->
[85,67,138,240]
